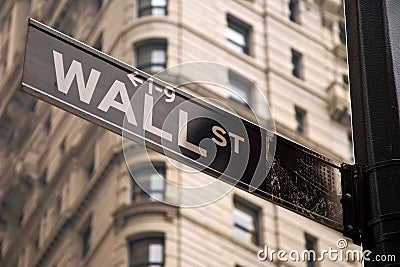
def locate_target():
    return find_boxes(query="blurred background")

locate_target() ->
[0,0,357,266]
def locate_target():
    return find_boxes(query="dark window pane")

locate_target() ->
[305,233,317,267]
[295,106,306,134]
[18,212,24,226]
[45,115,52,135]
[129,236,164,267]
[60,138,66,153]
[348,131,354,162]
[81,218,92,258]
[135,40,167,73]
[226,15,251,55]
[339,21,346,45]
[132,164,166,202]
[93,33,102,51]
[30,99,37,111]
[138,0,167,17]
[343,74,349,85]
[96,0,103,11]
[289,0,300,23]
[87,152,95,178]
[233,197,260,245]
[40,169,48,186]
[291,49,303,79]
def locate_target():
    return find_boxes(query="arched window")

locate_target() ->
[138,0,168,17]
[129,233,165,267]
[131,163,166,202]
[135,39,167,73]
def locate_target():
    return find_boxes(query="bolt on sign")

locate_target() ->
[22,19,343,231]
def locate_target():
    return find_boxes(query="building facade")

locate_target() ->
[0,0,357,266]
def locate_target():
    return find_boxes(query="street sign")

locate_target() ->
[21,19,343,231]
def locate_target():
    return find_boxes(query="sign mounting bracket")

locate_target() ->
[341,160,400,245]
[341,163,364,245]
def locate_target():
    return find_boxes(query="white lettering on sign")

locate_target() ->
[211,126,245,154]
[52,50,247,158]
[144,93,172,141]
[53,50,100,104]
[97,80,138,126]
[229,132,245,154]
[127,72,144,87]
[178,110,208,157]
[212,126,227,147]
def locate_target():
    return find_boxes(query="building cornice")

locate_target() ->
[113,202,178,229]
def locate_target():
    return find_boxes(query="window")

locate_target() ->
[33,234,39,251]
[339,21,346,45]
[93,33,102,51]
[81,216,92,258]
[135,39,167,73]
[138,0,168,17]
[226,15,251,55]
[343,74,349,86]
[305,233,317,267]
[228,71,253,107]
[96,0,103,12]
[129,234,164,267]
[233,197,260,245]
[30,99,37,111]
[55,196,62,216]
[289,0,300,24]
[40,169,48,186]
[295,106,307,134]
[60,138,66,153]
[348,131,354,163]
[132,163,166,202]
[18,212,24,226]
[86,149,95,178]
[45,115,52,135]
[291,49,303,79]
[87,158,95,177]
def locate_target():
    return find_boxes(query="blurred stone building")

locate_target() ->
[0,0,357,266]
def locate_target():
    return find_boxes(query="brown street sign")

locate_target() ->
[21,19,343,231]
[269,137,342,230]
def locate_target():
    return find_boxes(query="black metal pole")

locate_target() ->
[344,0,400,265]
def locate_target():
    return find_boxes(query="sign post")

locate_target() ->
[344,0,400,264]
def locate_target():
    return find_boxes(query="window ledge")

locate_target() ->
[113,202,178,226]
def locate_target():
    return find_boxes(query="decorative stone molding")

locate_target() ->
[326,81,351,126]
